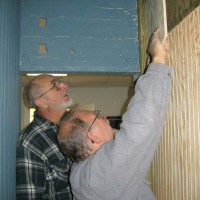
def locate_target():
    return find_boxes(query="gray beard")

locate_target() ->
[56,97,73,110]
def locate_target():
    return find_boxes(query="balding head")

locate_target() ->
[25,74,54,108]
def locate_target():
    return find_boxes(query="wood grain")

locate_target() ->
[148,6,200,200]
[166,0,200,31]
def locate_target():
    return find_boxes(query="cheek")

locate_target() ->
[47,95,61,105]
[53,93,63,102]
[109,130,114,140]
[104,125,114,141]
[97,120,113,142]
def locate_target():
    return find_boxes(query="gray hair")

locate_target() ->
[57,109,92,162]
[24,75,51,108]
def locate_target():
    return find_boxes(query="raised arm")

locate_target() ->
[70,28,173,200]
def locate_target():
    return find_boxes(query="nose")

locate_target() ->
[59,82,68,90]
[102,115,107,120]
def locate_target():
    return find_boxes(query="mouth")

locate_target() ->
[64,94,69,99]
[64,91,69,97]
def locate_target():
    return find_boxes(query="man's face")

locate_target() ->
[37,75,73,110]
[78,110,115,145]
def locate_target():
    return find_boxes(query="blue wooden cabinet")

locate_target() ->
[20,0,140,74]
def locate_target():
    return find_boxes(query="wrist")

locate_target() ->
[152,55,167,64]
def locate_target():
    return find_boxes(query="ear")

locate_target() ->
[35,98,48,109]
[87,131,101,144]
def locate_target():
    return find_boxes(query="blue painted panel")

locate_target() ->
[20,0,139,74]
[0,0,20,199]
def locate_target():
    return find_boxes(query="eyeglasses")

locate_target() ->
[36,77,64,99]
[87,110,104,132]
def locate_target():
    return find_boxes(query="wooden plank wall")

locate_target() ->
[166,0,200,31]
[137,0,167,74]
[146,0,167,38]
[137,0,148,74]
[148,6,200,200]
[137,0,200,73]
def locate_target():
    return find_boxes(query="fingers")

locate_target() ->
[150,28,162,49]
[149,28,161,55]
[153,27,161,38]
[162,36,170,51]
[151,27,161,43]
[162,36,170,61]
[149,27,169,64]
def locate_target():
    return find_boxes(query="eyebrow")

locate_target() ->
[50,78,56,84]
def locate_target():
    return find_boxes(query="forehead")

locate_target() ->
[33,75,55,86]
[75,110,94,120]
[38,75,54,82]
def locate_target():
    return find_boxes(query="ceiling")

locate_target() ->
[21,74,135,87]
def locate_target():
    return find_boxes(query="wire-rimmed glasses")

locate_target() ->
[36,77,64,99]
[87,110,104,132]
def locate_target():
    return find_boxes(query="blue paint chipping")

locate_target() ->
[20,0,140,74]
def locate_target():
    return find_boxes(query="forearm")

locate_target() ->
[125,62,172,135]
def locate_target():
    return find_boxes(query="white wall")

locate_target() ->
[69,86,134,116]
[21,86,133,129]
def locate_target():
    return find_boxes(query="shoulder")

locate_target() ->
[17,119,57,154]
[17,119,69,164]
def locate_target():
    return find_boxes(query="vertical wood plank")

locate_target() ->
[137,0,148,73]
[146,0,167,38]
[137,0,167,74]
[148,6,200,200]
[166,0,200,31]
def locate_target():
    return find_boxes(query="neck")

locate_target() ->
[37,108,65,124]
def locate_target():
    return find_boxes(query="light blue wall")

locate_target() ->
[20,0,140,75]
[0,0,20,199]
